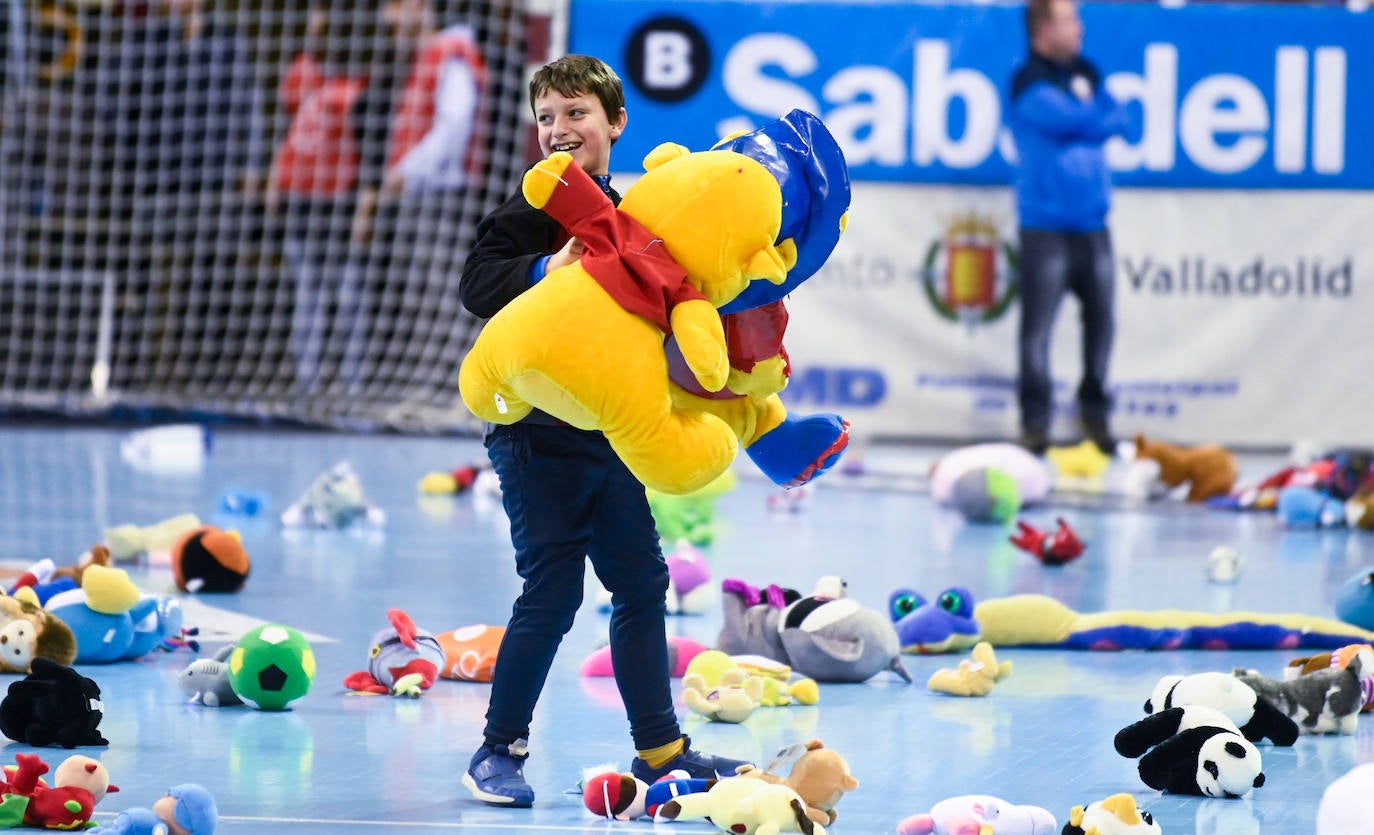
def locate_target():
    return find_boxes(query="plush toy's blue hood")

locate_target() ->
[714,109,851,314]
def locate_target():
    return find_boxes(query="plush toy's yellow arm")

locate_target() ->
[522,152,574,209]
[670,299,729,393]
[726,355,789,398]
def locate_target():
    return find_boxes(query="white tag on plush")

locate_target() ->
[494,393,508,415]
[764,741,810,775]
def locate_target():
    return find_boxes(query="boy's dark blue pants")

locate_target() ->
[481,423,680,752]
[1016,227,1116,435]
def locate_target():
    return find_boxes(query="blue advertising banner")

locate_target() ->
[570,0,1370,189]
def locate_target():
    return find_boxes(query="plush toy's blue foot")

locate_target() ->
[745,413,850,488]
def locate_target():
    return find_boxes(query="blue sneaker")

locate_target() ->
[630,736,752,783]
[462,739,534,807]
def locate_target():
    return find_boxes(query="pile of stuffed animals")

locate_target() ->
[1210,447,1374,528]
[79,101,1374,835]
[891,646,1374,833]
[0,657,219,831]
[584,738,859,830]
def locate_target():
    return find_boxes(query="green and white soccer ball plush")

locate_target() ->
[228,624,316,710]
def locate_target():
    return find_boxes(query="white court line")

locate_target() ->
[0,560,336,644]
[177,596,336,644]
[209,816,654,830]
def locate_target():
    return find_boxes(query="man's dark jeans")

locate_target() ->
[1016,227,1116,437]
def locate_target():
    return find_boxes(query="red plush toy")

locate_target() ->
[418,464,487,495]
[343,609,447,697]
[0,752,117,829]
[583,771,649,821]
[1009,518,1085,566]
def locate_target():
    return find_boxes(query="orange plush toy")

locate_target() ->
[1134,433,1238,503]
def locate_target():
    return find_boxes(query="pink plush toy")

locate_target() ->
[666,543,715,615]
[580,635,708,678]
[898,794,1057,835]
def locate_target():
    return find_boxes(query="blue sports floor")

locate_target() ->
[0,423,1367,833]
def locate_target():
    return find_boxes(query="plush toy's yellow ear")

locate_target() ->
[745,239,797,286]
[777,239,798,272]
[839,211,850,234]
[710,129,750,149]
[643,142,691,171]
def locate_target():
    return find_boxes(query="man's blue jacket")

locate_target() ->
[1008,53,1129,233]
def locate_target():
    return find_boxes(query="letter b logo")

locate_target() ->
[626,17,710,103]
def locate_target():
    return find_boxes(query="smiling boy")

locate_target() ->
[457,54,751,808]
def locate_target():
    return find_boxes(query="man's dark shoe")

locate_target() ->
[1082,421,1116,456]
[1019,429,1049,456]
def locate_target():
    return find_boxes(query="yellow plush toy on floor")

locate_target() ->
[927,641,1012,697]
[459,147,794,495]
[1047,439,1113,479]
[683,668,766,724]
[656,775,824,834]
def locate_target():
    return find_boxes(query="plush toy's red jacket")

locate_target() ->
[537,162,706,334]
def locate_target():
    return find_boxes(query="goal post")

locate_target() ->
[0,0,567,432]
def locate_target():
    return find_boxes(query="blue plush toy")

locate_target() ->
[45,591,183,664]
[1336,571,1374,630]
[1277,486,1346,528]
[88,783,217,835]
[889,587,983,654]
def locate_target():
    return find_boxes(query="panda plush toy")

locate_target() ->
[1115,705,1266,798]
[1145,672,1299,746]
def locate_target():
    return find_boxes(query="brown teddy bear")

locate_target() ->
[51,545,112,586]
[1347,488,1374,531]
[1134,433,1238,503]
[0,597,77,675]
[736,738,858,826]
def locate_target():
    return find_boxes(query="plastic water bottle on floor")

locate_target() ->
[120,424,211,475]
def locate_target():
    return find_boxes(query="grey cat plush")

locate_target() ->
[718,576,910,683]
[1233,655,1365,735]
[280,460,386,530]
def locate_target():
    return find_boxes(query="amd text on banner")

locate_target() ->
[571,1,1370,447]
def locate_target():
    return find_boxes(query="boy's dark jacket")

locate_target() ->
[459,177,622,427]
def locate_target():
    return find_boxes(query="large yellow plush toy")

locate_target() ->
[666,110,852,490]
[460,146,798,495]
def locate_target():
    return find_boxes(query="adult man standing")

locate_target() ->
[1008,0,1129,455]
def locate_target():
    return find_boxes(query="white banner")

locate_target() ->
[776,183,1370,448]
